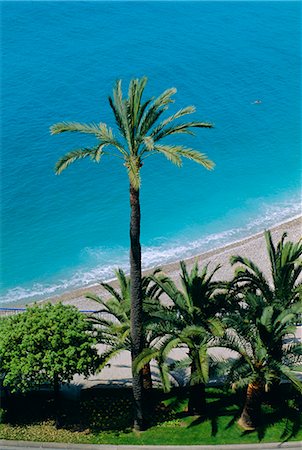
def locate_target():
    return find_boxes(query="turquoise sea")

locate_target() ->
[1,1,301,305]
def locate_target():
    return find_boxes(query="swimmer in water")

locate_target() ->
[252,99,262,104]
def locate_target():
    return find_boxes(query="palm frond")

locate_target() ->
[137,87,177,138]
[50,121,101,136]
[85,292,106,306]
[96,345,127,372]
[230,255,273,301]
[207,317,224,337]
[108,94,127,139]
[115,268,130,302]
[111,79,132,145]
[150,106,196,137]
[278,364,302,393]
[55,147,103,174]
[100,280,124,305]
[168,357,192,372]
[264,230,277,280]
[89,316,115,328]
[142,136,155,151]
[153,145,182,166]
[159,336,182,361]
[153,121,213,141]
[175,146,214,170]
[133,347,158,373]
[232,374,255,391]
[138,107,167,141]
[198,345,209,383]
[127,76,148,130]
[159,362,172,392]
[98,123,125,153]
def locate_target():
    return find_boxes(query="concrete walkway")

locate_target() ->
[0,440,301,450]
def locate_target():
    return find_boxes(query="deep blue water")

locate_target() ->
[1,1,301,305]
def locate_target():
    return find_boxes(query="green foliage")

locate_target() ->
[230,230,302,311]
[225,231,302,410]
[222,294,302,393]
[0,303,98,392]
[86,268,162,371]
[135,261,225,391]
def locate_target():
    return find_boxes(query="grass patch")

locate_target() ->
[0,386,301,445]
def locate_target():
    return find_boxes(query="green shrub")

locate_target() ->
[0,303,99,393]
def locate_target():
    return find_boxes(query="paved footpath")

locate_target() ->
[0,440,301,450]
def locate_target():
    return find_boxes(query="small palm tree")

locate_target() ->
[51,77,214,430]
[223,294,302,430]
[86,268,162,390]
[135,260,225,415]
[230,230,302,312]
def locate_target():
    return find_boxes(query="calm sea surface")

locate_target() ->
[1,1,301,305]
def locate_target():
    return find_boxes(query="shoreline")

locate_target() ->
[4,214,301,310]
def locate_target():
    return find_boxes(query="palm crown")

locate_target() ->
[50,77,214,188]
[230,230,301,311]
[224,295,302,392]
[135,262,225,398]
[222,293,301,429]
[86,268,162,371]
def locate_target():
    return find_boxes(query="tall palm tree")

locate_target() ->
[50,77,214,429]
[86,268,162,390]
[222,294,302,430]
[230,230,302,312]
[135,260,225,415]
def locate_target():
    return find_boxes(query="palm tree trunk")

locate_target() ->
[188,382,206,415]
[142,363,153,390]
[188,359,206,415]
[238,381,263,430]
[129,184,144,431]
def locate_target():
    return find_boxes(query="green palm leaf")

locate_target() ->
[111,79,131,144]
[55,147,104,174]
[231,231,301,311]
[50,121,102,136]
[153,145,183,166]
[150,106,196,136]
[97,344,127,372]
[153,121,213,142]
[174,147,214,169]
[198,345,209,383]
[133,347,159,373]
[159,362,172,392]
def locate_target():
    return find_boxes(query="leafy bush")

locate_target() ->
[0,303,98,393]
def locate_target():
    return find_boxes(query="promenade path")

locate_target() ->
[0,439,301,450]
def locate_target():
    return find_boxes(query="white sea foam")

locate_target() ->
[1,198,301,306]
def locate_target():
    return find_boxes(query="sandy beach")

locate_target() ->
[49,215,302,311]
